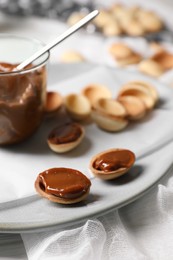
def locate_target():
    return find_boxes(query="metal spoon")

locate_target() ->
[15,10,99,71]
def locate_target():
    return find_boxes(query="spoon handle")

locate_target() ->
[16,10,99,71]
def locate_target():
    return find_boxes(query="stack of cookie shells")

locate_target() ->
[67,4,164,37]
[63,81,158,133]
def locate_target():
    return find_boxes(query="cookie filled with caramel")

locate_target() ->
[90,148,135,180]
[47,122,85,153]
[35,167,91,204]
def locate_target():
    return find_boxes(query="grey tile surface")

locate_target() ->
[0,234,27,260]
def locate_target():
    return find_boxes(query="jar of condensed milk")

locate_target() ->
[0,35,50,145]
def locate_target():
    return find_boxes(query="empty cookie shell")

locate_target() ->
[138,59,164,78]
[64,93,91,121]
[93,98,127,118]
[44,91,63,117]
[60,50,85,63]
[151,51,173,71]
[118,84,155,110]
[102,20,122,36]
[109,43,133,60]
[118,95,146,120]
[92,110,128,132]
[109,43,142,66]
[109,3,126,17]
[35,167,91,204]
[67,12,85,26]
[93,10,113,28]
[82,84,112,107]
[92,98,128,132]
[89,148,136,180]
[116,53,142,66]
[123,20,145,36]
[47,122,85,153]
[137,11,163,32]
[127,81,159,104]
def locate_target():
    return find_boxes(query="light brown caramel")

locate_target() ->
[48,122,82,145]
[90,148,135,180]
[35,167,91,204]
[47,122,85,153]
[93,150,135,172]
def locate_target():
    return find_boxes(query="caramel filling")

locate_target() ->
[48,122,82,144]
[39,168,91,199]
[93,150,135,172]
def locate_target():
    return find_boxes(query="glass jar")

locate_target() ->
[0,35,49,145]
